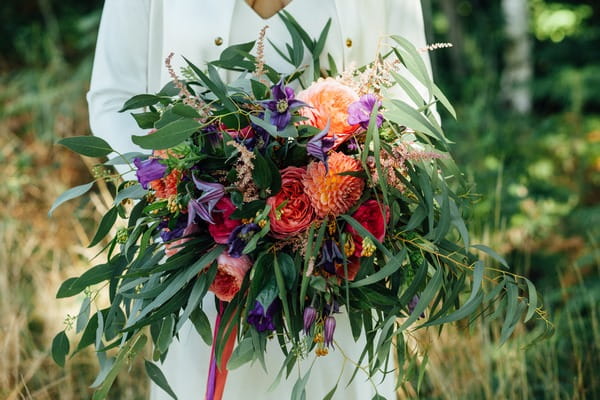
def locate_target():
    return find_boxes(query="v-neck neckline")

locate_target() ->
[244,0,293,19]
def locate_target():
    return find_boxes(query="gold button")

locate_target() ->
[345,38,352,48]
[214,36,223,46]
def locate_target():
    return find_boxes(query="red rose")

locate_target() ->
[208,197,242,244]
[267,167,316,238]
[346,200,389,257]
[209,251,252,302]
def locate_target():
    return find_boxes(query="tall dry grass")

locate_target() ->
[0,74,149,398]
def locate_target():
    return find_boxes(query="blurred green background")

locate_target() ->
[0,0,597,399]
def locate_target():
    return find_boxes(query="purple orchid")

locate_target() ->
[247,300,280,333]
[347,94,383,130]
[303,306,318,334]
[187,177,225,225]
[227,223,261,258]
[324,315,336,348]
[263,79,307,131]
[133,157,166,189]
[306,119,335,170]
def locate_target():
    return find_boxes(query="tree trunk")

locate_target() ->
[501,0,532,113]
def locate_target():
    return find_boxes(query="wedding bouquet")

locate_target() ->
[51,14,551,400]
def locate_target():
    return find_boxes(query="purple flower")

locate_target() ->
[347,94,383,130]
[187,178,225,225]
[408,294,425,318]
[317,239,344,275]
[247,300,280,332]
[303,306,318,334]
[323,301,339,316]
[263,79,307,131]
[227,223,261,258]
[158,216,187,242]
[133,157,166,189]
[306,120,335,170]
[324,316,336,348]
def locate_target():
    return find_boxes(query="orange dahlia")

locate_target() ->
[303,152,364,217]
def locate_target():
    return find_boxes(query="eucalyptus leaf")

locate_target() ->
[113,184,147,205]
[51,331,69,367]
[48,182,94,216]
[132,119,201,150]
[227,336,254,370]
[119,94,164,112]
[58,136,114,157]
[190,307,213,346]
[157,314,175,354]
[76,297,91,334]
[104,152,146,166]
[145,361,178,400]
[88,207,118,247]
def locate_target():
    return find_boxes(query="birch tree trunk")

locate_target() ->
[501,0,532,113]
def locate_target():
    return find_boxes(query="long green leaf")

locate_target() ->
[399,267,443,331]
[472,244,509,269]
[132,119,201,150]
[125,246,224,328]
[92,334,148,400]
[523,277,538,322]
[48,182,94,216]
[113,184,147,205]
[145,361,178,400]
[157,314,175,354]
[350,248,406,288]
[88,207,118,247]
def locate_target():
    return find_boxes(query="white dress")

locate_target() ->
[87,1,433,399]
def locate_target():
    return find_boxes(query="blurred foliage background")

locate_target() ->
[0,0,597,399]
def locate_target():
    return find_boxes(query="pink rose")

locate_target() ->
[209,251,252,302]
[267,167,316,238]
[346,200,389,257]
[165,223,199,258]
[208,197,242,244]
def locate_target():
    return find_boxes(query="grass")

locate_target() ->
[0,74,149,399]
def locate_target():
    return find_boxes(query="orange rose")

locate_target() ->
[209,251,252,302]
[267,167,316,238]
[297,78,360,147]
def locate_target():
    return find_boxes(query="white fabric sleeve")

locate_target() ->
[87,0,151,156]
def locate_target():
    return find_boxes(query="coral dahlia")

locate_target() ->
[303,152,364,217]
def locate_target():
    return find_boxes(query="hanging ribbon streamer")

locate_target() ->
[205,302,238,400]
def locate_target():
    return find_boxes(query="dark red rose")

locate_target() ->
[346,200,389,257]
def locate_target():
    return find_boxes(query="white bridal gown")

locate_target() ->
[88,1,433,399]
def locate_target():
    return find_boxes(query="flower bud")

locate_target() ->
[303,306,317,334]
[324,316,336,348]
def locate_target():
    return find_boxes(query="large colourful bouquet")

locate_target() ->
[52,15,551,400]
